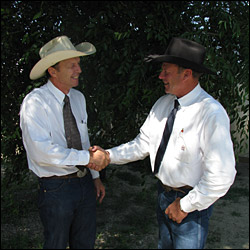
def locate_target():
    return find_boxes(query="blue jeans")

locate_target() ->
[38,173,96,249]
[157,181,213,249]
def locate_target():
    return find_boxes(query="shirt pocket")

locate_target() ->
[77,119,89,147]
[174,131,200,164]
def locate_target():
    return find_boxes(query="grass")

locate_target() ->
[231,211,242,217]
[1,174,43,249]
[1,233,42,249]
[1,161,249,249]
[223,186,249,202]
[1,177,38,224]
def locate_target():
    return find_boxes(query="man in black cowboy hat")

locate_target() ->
[92,37,236,248]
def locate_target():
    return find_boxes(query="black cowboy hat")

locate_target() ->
[145,37,216,75]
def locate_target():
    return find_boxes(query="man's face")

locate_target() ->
[53,57,82,91]
[158,63,183,96]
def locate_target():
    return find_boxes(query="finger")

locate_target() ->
[165,208,169,215]
[99,194,104,203]
[176,219,182,224]
[89,146,98,152]
[86,163,95,169]
[96,190,100,200]
[99,190,105,204]
[94,165,102,171]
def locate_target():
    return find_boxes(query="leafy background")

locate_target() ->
[1,1,249,183]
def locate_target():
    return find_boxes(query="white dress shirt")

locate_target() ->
[20,80,99,179]
[108,83,236,213]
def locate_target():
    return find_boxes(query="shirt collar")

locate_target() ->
[178,83,202,107]
[47,80,70,105]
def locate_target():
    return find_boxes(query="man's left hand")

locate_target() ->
[93,178,105,204]
[165,197,188,223]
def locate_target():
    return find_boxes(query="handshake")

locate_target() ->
[87,145,110,171]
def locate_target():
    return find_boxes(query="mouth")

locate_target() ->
[71,76,79,82]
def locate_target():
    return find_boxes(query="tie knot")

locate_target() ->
[64,95,69,104]
[174,99,180,109]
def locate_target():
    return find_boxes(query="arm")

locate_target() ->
[88,127,150,170]
[180,111,236,213]
[20,93,94,169]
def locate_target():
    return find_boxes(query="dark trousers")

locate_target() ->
[38,173,96,249]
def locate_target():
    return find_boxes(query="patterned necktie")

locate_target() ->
[63,95,87,175]
[154,99,180,174]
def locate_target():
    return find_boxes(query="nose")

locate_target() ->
[159,70,165,80]
[76,64,82,74]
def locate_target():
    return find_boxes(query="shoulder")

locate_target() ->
[199,89,229,121]
[21,84,49,106]
[70,88,86,101]
[201,89,226,112]
[20,84,51,119]
[69,88,87,110]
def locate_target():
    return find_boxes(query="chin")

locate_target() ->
[164,87,170,94]
[71,81,79,87]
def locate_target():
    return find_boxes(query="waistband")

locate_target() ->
[161,181,193,194]
[39,169,88,180]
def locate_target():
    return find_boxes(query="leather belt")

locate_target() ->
[40,169,88,180]
[161,182,192,194]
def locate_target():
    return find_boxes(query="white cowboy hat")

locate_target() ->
[30,36,96,80]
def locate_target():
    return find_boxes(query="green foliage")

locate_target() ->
[1,1,249,182]
[1,233,42,249]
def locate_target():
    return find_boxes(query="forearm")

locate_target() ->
[107,133,150,165]
[22,133,90,166]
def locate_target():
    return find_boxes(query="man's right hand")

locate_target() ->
[87,146,110,171]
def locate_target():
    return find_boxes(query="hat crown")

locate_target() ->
[144,37,215,75]
[165,38,205,65]
[30,36,96,80]
[39,36,76,59]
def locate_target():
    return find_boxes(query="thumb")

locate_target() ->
[89,146,98,152]
[165,207,169,215]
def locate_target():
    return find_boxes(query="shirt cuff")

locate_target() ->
[79,150,90,165]
[180,195,196,213]
[90,169,100,179]
[106,149,113,163]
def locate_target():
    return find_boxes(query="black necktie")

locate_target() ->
[154,99,180,174]
[63,95,87,175]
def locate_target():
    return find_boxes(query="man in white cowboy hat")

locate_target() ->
[91,37,236,249]
[20,36,110,249]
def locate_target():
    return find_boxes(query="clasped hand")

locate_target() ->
[87,146,110,171]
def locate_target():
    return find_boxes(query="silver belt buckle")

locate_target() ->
[77,168,87,178]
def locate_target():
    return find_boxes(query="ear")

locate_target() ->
[183,69,192,80]
[47,67,57,78]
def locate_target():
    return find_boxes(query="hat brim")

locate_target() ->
[30,46,96,80]
[146,55,216,75]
